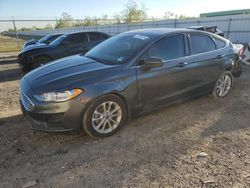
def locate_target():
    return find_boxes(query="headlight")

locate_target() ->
[35,89,83,102]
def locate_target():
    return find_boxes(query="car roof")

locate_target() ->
[48,33,63,36]
[66,31,108,36]
[124,28,203,37]
[187,26,205,29]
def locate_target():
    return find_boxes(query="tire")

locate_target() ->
[213,71,233,98]
[231,59,242,77]
[33,56,52,69]
[83,94,128,138]
[21,64,32,73]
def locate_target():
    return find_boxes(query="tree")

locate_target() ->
[44,24,54,30]
[56,12,73,28]
[120,0,147,23]
[113,13,122,24]
[177,14,194,19]
[163,12,195,20]
[164,11,175,19]
[82,16,96,26]
[100,14,109,25]
[73,20,85,27]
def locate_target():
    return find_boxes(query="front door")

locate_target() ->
[136,34,195,112]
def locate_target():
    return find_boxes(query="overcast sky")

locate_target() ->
[0,0,250,31]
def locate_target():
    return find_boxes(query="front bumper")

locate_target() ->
[20,95,88,132]
[19,76,91,132]
[19,84,86,132]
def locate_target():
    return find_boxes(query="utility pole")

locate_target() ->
[55,17,60,32]
[12,17,21,50]
[152,16,155,28]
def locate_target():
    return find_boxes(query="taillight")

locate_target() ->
[239,47,244,57]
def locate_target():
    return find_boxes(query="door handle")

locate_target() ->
[216,55,224,59]
[176,62,188,67]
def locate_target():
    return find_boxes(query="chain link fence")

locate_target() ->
[1,14,250,52]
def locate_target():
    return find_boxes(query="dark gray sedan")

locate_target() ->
[18,31,110,72]
[19,28,242,137]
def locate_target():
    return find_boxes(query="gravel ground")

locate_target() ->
[0,59,250,188]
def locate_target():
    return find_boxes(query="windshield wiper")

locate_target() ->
[85,55,108,64]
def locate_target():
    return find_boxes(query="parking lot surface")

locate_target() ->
[0,59,250,187]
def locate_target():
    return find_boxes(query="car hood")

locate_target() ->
[24,55,119,93]
[24,39,37,46]
[20,43,50,54]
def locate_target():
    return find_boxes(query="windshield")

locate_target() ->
[49,35,67,46]
[85,33,152,64]
[38,35,52,43]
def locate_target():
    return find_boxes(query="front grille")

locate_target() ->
[20,92,34,111]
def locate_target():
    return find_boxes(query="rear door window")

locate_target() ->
[88,33,102,42]
[147,34,185,61]
[66,33,88,45]
[101,34,110,40]
[189,34,216,55]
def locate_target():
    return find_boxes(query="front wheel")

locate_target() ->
[33,56,52,69]
[83,94,127,138]
[213,71,233,98]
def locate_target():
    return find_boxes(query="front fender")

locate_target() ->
[80,67,138,117]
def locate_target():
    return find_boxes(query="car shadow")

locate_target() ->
[0,114,23,126]
[200,99,250,138]
[0,68,22,82]
[0,58,18,65]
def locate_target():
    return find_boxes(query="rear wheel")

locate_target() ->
[231,58,242,77]
[213,71,233,98]
[33,56,52,69]
[83,94,127,138]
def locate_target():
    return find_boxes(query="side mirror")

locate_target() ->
[141,57,163,68]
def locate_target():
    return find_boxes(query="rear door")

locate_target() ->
[187,33,225,91]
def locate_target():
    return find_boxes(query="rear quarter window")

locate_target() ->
[189,34,216,55]
[212,36,226,49]
[88,33,102,42]
[101,34,110,40]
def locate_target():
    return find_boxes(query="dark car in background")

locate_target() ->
[18,31,110,72]
[187,26,225,37]
[19,28,242,137]
[23,33,63,49]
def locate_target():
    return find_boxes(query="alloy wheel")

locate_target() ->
[216,74,232,97]
[91,101,122,134]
